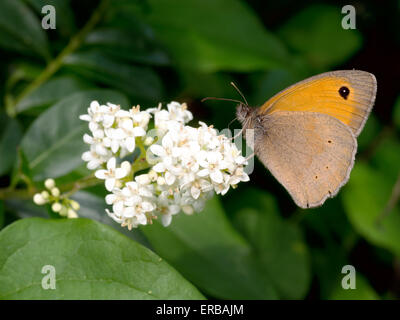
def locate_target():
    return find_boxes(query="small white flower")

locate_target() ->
[82,148,108,170]
[197,151,227,184]
[105,188,126,215]
[156,192,181,227]
[95,158,131,191]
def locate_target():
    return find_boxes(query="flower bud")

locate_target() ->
[144,136,154,146]
[51,187,60,197]
[59,207,68,217]
[135,174,150,185]
[33,193,46,205]
[157,177,165,186]
[148,170,158,181]
[44,179,55,190]
[51,202,62,212]
[41,191,50,199]
[67,209,78,219]
[70,200,80,211]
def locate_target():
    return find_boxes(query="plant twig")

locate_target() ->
[6,0,110,117]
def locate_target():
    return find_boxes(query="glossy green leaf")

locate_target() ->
[0,218,204,299]
[142,197,278,299]
[250,70,302,106]
[229,188,311,299]
[10,148,33,188]
[130,0,290,72]
[21,90,128,181]
[71,191,152,249]
[311,246,348,298]
[279,4,362,70]
[16,76,92,113]
[0,115,23,176]
[5,198,48,219]
[369,136,400,178]
[357,114,381,152]
[342,163,400,255]
[83,28,170,66]
[0,0,50,59]
[63,51,163,103]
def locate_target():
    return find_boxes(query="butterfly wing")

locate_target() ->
[259,70,377,137]
[255,111,357,208]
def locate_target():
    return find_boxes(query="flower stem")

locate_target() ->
[6,0,110,117]
[131,140,151,174]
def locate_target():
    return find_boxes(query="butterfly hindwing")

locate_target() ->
[254,111,357,208]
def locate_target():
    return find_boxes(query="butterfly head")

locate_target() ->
[236,103,257,130]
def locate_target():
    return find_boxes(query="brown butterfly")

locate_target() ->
[209,70,377,208]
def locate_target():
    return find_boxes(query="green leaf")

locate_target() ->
[20,90,128,181]
[0,218,204,299]
[129,0,290,72]
[0,115,23,176]
[83,28,170,66]
[5,198,48,219]
[357,114,381,152]
[311,246,348,298]
[250,70,302,106]
[279,4,362,70]
[229,188,311,299]
[16,76,92,114]
[142,196,278,299]
[71,191,152,249]
[63,51,163,103]
[342,163,400,255]
[369,136,400,178]
[10,148,33,188]
[0,0,50,59]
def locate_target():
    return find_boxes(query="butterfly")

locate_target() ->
[234,70,377,208]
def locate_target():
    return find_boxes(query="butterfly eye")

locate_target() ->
[338,86,350,99]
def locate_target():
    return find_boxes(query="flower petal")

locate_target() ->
[105,178,116,191]
[150,144,166,157]
[210,170,223,184]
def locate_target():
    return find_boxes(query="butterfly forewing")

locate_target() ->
[259,70,377,136]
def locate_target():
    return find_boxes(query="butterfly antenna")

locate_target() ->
[227,117,238,130]
[201,97,243,104]
[230,82,248,106]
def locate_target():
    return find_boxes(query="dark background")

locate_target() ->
[0,0,399,299]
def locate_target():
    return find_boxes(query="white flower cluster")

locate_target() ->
[80,101,249,229]
[33,179,79,218]
[80,101,150,170]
